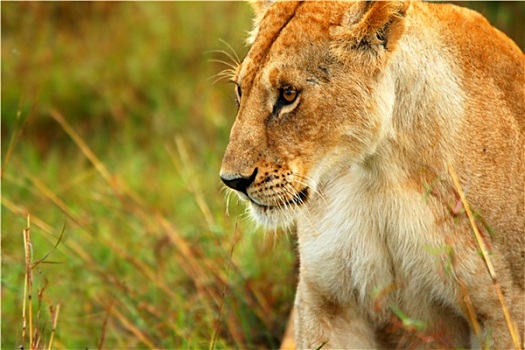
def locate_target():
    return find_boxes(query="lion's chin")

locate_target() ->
[245,187,310,230]
[231,187,309,229]
[248,203,298,230]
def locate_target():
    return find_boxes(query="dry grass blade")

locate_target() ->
[23,171,84,227]
[23,215,34,350]
[32,221,66,269]
[98,299,115,350]
[1,94,39,178]
[47,303,61,350]
[95,295,157,349]
[457,278,482,339]
[440,238,483,341]
[49,109,146,207]
[22,219,29,347]
[171,138,216,229]
[50,109,112,185]
[155,214,222,306]
[448,163,521,349]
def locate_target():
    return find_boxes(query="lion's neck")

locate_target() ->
[368,28,465,184]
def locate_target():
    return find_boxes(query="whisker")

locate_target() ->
[286,188,318,230]
[281,185,303,205]
[209,58,239,71]
[207,40,242,85]
[290,172,327,206]
[214,68,237,78]
[218,38,242,66]
[206,46,240,68]
[208,69,237,85]
[241,206,253,223]
[224,190,234,217]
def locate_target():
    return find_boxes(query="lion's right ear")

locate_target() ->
[246,0,275,45]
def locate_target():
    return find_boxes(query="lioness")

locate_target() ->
[220,1,524,348]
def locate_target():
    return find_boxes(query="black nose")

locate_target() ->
[220,168,258,193]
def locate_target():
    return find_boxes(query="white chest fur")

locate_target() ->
[296,164,454,321]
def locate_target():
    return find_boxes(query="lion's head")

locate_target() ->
[220,1,409,228]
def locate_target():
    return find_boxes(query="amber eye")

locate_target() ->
[280,86,298,103]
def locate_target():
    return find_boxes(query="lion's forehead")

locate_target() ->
[239,2,301,92]
[239,2,347,92]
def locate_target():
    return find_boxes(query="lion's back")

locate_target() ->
[423,2,524,129]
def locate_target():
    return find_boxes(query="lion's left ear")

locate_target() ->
[332,1,410,56]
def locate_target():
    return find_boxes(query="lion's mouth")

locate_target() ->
[249,187,309,210]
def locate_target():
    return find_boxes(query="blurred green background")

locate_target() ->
[2,2,523,349]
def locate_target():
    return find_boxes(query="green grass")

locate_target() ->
[2,3,296,349]
[2,2,523,349]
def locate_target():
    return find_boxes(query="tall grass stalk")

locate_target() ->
[22,216,33,349]
[448,163,521,350]
[20,215,62,350]
[47,303,60,350]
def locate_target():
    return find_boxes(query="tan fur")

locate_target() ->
[220,1,524,348]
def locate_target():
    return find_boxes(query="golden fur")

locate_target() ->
[220,1,524,348]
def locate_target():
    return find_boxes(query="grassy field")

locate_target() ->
[2,2,523,349]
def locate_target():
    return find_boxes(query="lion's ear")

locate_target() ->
[332,1,409,55]
[249,0,275,18]
[246,0,276,45]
